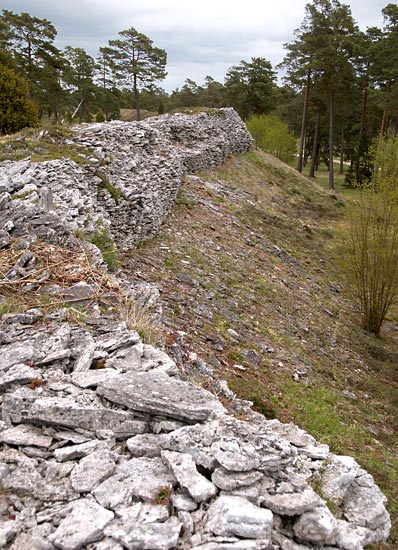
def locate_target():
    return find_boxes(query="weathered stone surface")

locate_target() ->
[106,516,182,550]
[3,388,147,438]
[0,364,38,391]
[126,433,161,457]
[54,439,105,462]
[93,457,175,508]
[293,506,338,544]
[343,470,391,535]
[141,345,178,375]
[96,371,226,422]
[260,487,322,516]
[0,520,18,547]
[8,523,55,550]
[212,467,263,491]
[71,369,119,389]
[70,450,116,492]
[204,495,273,540]
[162,450,218,503]
[50,499,114,550]
[320,454,360,503]
[0,424,52,448]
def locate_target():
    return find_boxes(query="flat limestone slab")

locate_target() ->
[2,388,147,438]
[0,424,52,448]
[96,371,226,423]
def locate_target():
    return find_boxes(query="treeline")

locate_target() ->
[1,2,398,188]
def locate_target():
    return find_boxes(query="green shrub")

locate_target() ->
[0,65,39,134]
[89,226,120,272]
[95,110,106,123]
[342,136,398,335]
[246,114,296,164]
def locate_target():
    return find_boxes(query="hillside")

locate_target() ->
[0,113,395,549]
[123,149,398,549]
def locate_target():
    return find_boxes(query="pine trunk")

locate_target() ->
[329,93,335,189]
[309,109,320,178]
[298,68,311,173]
[133,73,141,121]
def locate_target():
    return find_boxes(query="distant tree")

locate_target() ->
[199,76,226,108]
[107,27,167,121]
[247,114,297,163]
[0,64,38,134]
[1,10,67,120]
[64,46,96,122]
[225,57,276,120]
[281,1,359,188]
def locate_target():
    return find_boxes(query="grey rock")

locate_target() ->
[70,450,116,492]
[161,450,218,503]
[96,371,226,422]
[212,467,263,491]
[170,492,197,512]
[0,424,52,448]
[260,486,322,516]
[204,495,273,540]
[3,388,147,438]
[50,498,114,550]
[0,520,17,548]
[93,457,175,508]
[293,506,338,544]
[126,433,161,457]
[0,364,38,391]
[141,345,178,375]
[71,369,119,389]
[343,470,391,535]
[107,516,182,550]
[72,336,96,372]
[320,454,360,503]
[54,440,104,462]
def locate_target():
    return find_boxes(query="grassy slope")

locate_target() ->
[124,149,398,549]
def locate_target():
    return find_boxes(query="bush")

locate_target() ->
[342,136,398,335]
[0,64,39,134]
[95,110,106,123]
[246,114,296,163]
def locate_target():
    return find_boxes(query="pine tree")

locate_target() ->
[106,28,167,121]
[224,57,276,120]
[0,64,38,134]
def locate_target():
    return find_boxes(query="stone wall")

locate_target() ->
[0,109,253,251]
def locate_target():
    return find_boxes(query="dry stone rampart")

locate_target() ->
[0,109,253,250]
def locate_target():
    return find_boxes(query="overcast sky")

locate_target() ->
[1,0,390,92]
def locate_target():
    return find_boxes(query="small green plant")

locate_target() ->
[154,486,171,505]
[96,171,128,205]
[88,226,120,272]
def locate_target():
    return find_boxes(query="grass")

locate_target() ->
[0,124,95,165]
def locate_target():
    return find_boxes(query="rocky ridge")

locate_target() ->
[0,110,391,549]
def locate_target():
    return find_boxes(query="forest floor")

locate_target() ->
[123,149,398,549]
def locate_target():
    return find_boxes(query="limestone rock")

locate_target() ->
[293,506,338,544]
[204,495,273,540]
[93,457,175,509]
[0,424,52,448]
[126,433,161,457]
[96,371,226,422]
[161,450,218,503]
[3,388,147,438]
[50,498,114,550]
[260,486,322,516]
[70,450,116,492]
[106,516,182,550]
